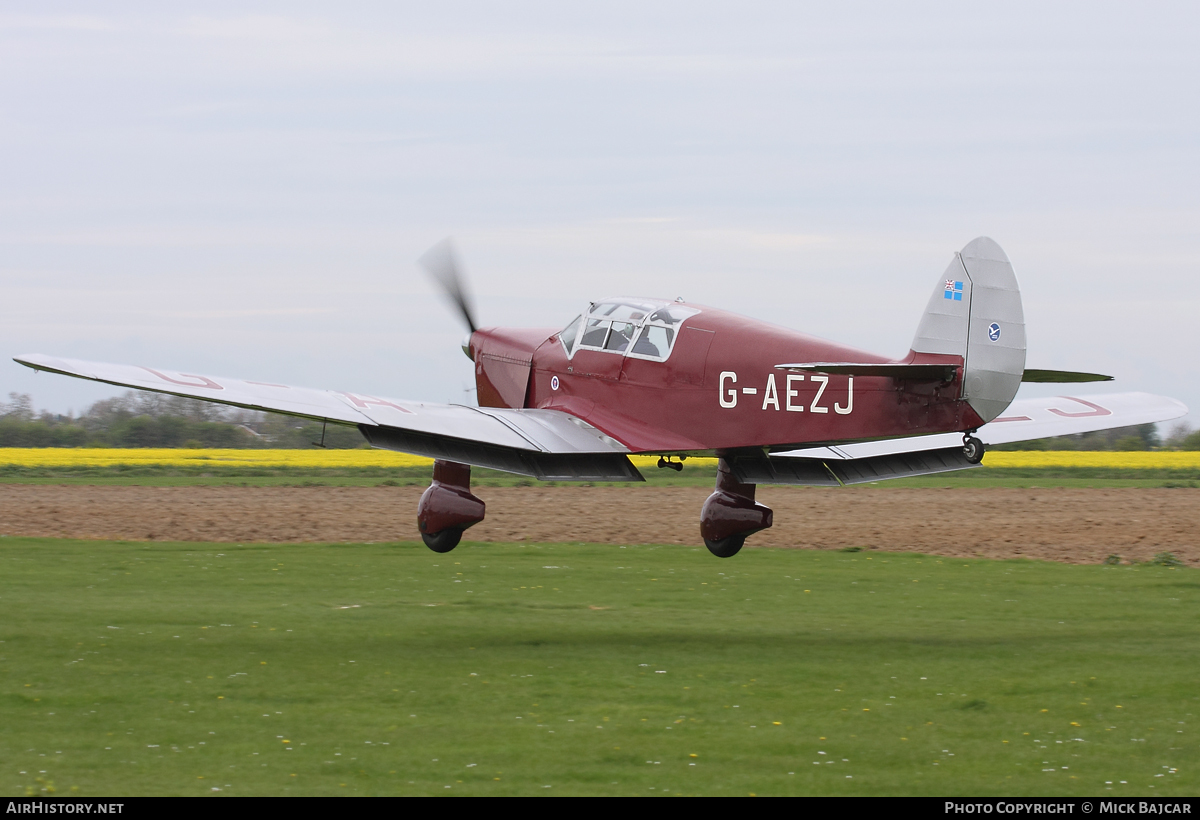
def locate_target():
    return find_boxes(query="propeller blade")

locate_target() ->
[418,238,478,334]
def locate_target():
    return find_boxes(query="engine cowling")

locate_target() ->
[468,328,556,409]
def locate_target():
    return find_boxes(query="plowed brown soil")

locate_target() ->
[1,485,1197,565]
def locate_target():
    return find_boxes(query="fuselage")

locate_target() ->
[468,298,985,455]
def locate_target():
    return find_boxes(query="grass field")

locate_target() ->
[2,538,1196,796]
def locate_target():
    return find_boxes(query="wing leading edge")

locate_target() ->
[13,354,642,482]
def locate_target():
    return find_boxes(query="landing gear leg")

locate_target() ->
[417,460,485,553]
[962,435,985,464]
[699,458,773,558]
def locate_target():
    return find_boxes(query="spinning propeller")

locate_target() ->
[418,238,478,335]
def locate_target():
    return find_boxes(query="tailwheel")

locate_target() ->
[703,534,746,558]
[421,528,464,553]
[962,435,985,464]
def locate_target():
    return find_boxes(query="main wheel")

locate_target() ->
[703,534,746,558]
[422,528,463,553]
[962,436,985,464]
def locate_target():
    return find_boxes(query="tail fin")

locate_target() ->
[910,237,1026,423]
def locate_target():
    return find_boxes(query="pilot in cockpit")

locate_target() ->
[632,323,674,358]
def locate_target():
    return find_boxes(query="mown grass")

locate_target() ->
[1,539,1196,796]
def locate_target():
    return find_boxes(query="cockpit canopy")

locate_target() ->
[558,298,700,362]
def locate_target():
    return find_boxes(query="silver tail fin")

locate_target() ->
[910,237,1027,423]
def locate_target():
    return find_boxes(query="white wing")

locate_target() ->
[976,392,1187,444]
[13,354,639,481]
[774,391,1188,461]
[728,392,1187,486]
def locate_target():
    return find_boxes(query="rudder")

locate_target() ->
[911,237,1026,423]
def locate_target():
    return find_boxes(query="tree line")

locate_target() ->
[0,390,1196,449]
[0,392,366,448]
[992,421,1199,451]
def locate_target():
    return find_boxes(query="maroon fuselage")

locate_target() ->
[468,302,986,455]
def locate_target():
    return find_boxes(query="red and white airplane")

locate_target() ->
[15,237,1186,557]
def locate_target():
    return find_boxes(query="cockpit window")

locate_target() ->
[604,322,636,352]
[589,300,658,323]
[566,298,700,361]
[647,306,692,325]
[580,318,610,348]
[558,314,582,356]
[630,324,674,358]
[624,303,698,362]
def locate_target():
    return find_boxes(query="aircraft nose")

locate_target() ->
[461,334,474,361]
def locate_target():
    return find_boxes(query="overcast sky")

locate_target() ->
[2,2,1197,429]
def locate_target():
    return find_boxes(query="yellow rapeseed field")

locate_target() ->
[979,451,1200,468]
[0,448,434,468]
[0,448,1196,469]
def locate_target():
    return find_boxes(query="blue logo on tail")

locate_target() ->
[944,280,963,301]
[988,323,1001,342]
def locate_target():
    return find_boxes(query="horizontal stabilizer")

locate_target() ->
[774,362,957,381]
[1022,369,1113,383]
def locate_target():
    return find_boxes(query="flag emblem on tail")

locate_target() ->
[944,280,964,301]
